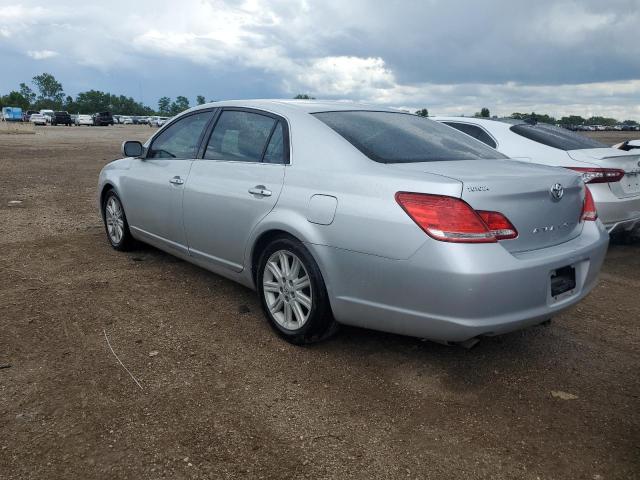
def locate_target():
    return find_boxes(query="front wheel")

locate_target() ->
[102,191,134,251]
[257,237,337,344]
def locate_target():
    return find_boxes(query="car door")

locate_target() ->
[122,109,215,255]
[182,108,287,272]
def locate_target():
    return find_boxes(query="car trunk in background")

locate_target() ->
[567,148,640,199]
[390,159,585,253]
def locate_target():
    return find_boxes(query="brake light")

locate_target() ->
[477,211,518,240]
[581,186,597,221]
[567,167,625,184]
[395,192,518,243]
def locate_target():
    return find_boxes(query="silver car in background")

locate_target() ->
[434,116,640,237]
[98,100,608,345]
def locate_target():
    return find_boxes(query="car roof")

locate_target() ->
[189,99,400,117]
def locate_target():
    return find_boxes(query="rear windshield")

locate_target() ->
[510,123,608,150]
[313,111,507,163]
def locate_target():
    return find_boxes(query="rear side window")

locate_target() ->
[510,123,607,150]
[313,111,507,163]
[443,122,497,148]
[148,111,214,159]
[204,111,276,162]
[263,122,285,164]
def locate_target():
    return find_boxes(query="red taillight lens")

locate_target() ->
[581,186,597,221]
[395,192,517,243]
[477,211,518,240]
[567,167,625,184]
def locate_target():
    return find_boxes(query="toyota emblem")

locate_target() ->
[550,183,564,201]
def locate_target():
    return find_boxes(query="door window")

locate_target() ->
[148,111,213,159]
[263,122,285,164]
[204,110,276,162]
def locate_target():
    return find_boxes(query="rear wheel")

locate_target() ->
[257,237,337,344]
[102,191,134,251]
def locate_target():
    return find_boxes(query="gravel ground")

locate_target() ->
[1,125,638,479]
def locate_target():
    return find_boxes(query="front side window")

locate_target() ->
[313,111,507,163]
[148,111,214,159]
[204,110,276,162]
[510,123,608,150]
[443,122,497,148]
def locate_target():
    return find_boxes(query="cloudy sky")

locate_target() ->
[1,0,639,119]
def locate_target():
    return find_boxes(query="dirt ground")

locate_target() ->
[1,125,638,480]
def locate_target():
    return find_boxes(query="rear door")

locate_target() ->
[122,110,215,254]
[183,108,287,272]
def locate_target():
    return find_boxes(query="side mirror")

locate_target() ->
[122,140,144,158]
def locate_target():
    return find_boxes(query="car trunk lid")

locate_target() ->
[389,159,585,253]
[567,148,640,198]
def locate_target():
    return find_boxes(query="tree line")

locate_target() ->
[0,72,209,116]
[2,75,638,126]
[412,106,638,127]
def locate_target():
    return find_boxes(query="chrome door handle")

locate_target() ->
[169,176,184,185]
[248,185,272,197]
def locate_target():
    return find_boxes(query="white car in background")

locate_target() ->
[39,109,54,124]
[613,139,640,152]
[433,117,640,237]
[30,113,47,125]
[149,116,169,127]
[120,116,133,125]
[75,114,93,126]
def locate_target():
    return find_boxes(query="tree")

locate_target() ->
[558,115,585,126]
[622,119,639,126]
[294,94,315,99]
[196,95,206,105]
[480,107,490,118]
[512,112,556,124]
[158,97,171,115]
[0,91,30,110]
[585,116,617,127]
[415,108,429,117]
[169,96,190,116]
[32,73,65,109]
[19,83,36,107]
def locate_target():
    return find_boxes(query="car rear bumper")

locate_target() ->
[310,221,609,343]
[589,183,640,233]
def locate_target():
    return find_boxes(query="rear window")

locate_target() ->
[313,111,506,163]
[510,123,608,150]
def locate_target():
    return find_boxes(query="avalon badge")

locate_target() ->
[550,183,564,201]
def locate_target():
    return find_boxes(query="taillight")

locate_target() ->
[395,192,518,243]
[567,167,625,184]
[581,186,597,221]
[477,211,518,240]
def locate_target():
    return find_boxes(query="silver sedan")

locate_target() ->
[98,100,609,345]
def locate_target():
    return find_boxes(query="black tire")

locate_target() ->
[257,236,337,345]
[102,190,135,251]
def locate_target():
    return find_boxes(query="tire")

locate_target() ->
[102,191,134,251]
[257,236,337,344]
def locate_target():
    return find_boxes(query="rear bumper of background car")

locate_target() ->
[310,221,609,343]
[589,183,640,233]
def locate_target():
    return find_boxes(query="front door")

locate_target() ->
[121,110,215,254]
[183,109,288,271]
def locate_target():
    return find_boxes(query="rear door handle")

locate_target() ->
[248,185,272,197]
[169,176,184,185]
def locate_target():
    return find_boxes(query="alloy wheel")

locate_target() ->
[262,250,313,330]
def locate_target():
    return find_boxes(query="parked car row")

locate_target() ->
[564,124,640,132]
[98,100,621,347]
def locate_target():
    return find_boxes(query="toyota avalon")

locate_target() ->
[98,101,608,345]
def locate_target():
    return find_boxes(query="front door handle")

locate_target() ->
[248,185,272,197]
[169,176,184,185]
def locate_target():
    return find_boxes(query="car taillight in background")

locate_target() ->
[395,192,518,243]
[567,167,625,184]
[581,186,597,222]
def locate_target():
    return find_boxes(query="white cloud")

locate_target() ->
[26,49,58,60]
[0,0,639,119]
